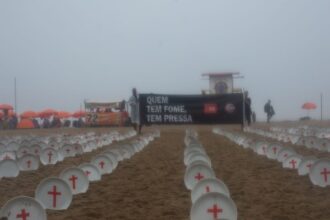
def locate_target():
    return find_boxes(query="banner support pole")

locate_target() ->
[242,89,246,131]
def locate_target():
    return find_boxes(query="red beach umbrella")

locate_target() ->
[302,102,317,118]
[0,110,15,118]
[302,102,317,110]
[0,104,13,110]
[8,110,16,117]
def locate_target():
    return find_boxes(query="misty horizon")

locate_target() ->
[1,0,329,121]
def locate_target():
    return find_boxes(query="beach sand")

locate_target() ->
[1,125,330,219]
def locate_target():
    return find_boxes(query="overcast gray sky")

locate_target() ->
[0,0,329,121]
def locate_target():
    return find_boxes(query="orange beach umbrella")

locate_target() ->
[39,109,57,118]
[72,110,86,118]
[56,111,72,119]
[20,111,38,119]
[302,102,317,110]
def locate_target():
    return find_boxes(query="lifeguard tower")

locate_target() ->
[202,72,241,94]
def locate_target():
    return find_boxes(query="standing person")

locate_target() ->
[2,109,9,129]
[119,99,126,112]
[252,111,256,123]
[12,114,18,129]
[264,100,275,123]
[129,88,142,134]
[244,91,252,126]
[43,117,50,128]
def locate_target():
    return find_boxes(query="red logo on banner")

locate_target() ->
[204,104,218,114]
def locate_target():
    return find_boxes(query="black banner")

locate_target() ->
[139,93,243,125]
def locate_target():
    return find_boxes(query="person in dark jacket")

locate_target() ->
[244,91,252,126]
[264,100,275,123]
[129,88,142,134]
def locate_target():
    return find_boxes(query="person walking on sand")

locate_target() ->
[129,88,142,134]
[264,100,275,123]
[244,91,252,126]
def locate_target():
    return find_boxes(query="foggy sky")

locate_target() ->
[0,0,329,121]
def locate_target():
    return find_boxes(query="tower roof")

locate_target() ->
[202,72,240,77]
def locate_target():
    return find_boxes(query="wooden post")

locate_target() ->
[14,77,17,113]
[321,93,323,121]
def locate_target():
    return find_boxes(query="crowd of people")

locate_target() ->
[0,114,85,130]
[0,114,18,129]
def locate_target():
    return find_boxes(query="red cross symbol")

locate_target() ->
[48,185,62,208]
[85,170,91,176]
[206,186,210,193]
[207,204,223,219]
[306,163,312,170]
[48,152,53,163]
[289,160,297,169]
[26,160,31,168]
[69,175,78,190]
[272,147,277,154]
[99,161,105,169]
[16,208,30,220]
[320,168,330,183]
[195,173,204,181]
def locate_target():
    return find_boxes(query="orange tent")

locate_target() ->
[20,111,38,119]
[72,110,86,118]
[17,119,35,129]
